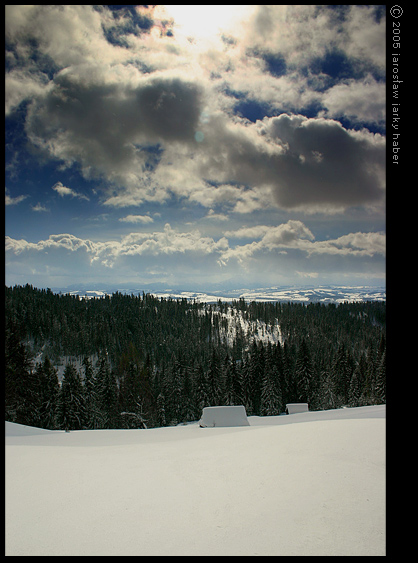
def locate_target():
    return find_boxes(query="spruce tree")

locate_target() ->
[156,392,166,427]
[180,365,195,422]
[5,318,38,426]
[117,343,143,420]
[319,368,337,410]
[82,356,98,429]
[232,360,244,407]
[272,341,284,393]
[240,357,252,414]
[260,342,283,415]
[223,354,235,406]
[260,363,282,416]
[166,354,183,424]
[57,363,86,430]
[138,355,155,424]
[194,362,209,416]
[374,349,386,404]
[349,354,367,407]
[295,339,314,405]
[37,356,59,429]
[363,346,378,405]
[282,340,297,406]
[207,348,223,406]
[332,343,353,406]
[249,341,264,415]
[95,354,119,428]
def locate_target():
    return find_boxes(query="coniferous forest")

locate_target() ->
[5,284,386,430]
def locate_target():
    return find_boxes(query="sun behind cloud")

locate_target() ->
[158,5,253,43]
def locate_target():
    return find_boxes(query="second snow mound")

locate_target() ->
[199,405,250,427]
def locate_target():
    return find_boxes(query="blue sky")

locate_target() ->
[5,5,386,290]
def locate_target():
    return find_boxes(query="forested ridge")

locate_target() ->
[5,284,386,430]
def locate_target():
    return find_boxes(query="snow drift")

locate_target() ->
[5,405,385,556]
[199,405,250,427]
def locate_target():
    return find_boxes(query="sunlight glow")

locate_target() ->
[162,5,252,42]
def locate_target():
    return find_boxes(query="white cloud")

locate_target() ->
[5,69,52,115]
[205,210,229,222]
[296,271,319,279]
[5,189,27,206]
[5,5,126,70]
[31,202,49,212]
[52,182,89,201]
[343,5,386,69]
[220,220,314,264]
[233,5,385,72]
[262,221,315,249]
[118,214,154,224]
[118,224,229,258]
[5,225,229,268]
[6,236,36,254]
[308,231,386,257]
[224,225,270,239]
[321,75,386,125]
[219,221,385,265]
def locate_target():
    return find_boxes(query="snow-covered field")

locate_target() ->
[5,405,385,556]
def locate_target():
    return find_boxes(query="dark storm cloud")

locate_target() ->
[263,114,385,210]
[136,78,203,142]
[196,113,385,213]
[25,69,204,179]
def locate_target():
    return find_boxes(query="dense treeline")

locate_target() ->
[5,284,386,430]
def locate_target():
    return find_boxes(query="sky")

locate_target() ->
[5,5,386,291]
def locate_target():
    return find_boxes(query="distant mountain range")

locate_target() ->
[51,284,386,304]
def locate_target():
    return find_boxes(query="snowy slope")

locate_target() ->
[5,405,385,556]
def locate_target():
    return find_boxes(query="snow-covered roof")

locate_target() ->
[199,405,250,427]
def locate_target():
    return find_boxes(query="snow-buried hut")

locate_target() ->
[199,406,250,427]
[285,403,309,414]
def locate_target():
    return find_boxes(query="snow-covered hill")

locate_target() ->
[6,405,385,556]
[53,284,386,304]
